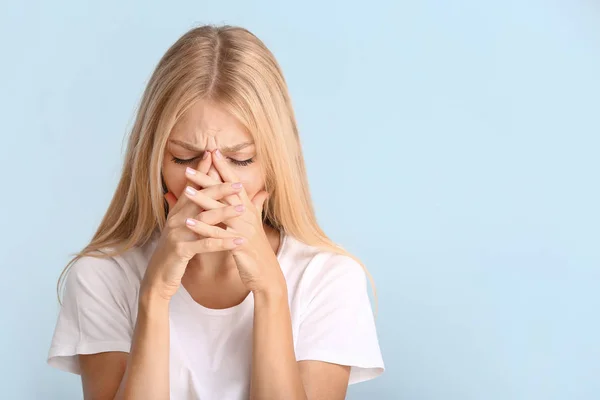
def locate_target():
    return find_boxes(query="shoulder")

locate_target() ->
[48,236,160,374]
[281,234,365,276]
[280,234,368,299]
[66,252,132,292]
[286,235,384,383]
[64,234,158,296]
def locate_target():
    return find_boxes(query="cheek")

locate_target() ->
[237,166,265,199]
[162,162,188,198]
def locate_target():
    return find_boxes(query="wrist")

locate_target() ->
[139,284,171,312]
[253,282,288,308]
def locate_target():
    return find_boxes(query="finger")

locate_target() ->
[196,203,245,226]
[207,162,223,184]
[181,236,245,256]
[251,190,269,214]
[168,186,210,225]
[183,156,242,209]
[211,150,247,206]
[167,187,197,218]
[200,182,245,204]
[182,184,242,210]
[184,217,237,239]
[195,150,212,175]
[211,149,239,182]
[184,167,228,191]
[164,191,178,214]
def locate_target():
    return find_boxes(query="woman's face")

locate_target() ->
[162,100,264,204]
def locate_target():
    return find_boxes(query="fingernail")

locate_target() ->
[185,218,196,226]
[185,167,196,175]
[235,205,245,212]
[232,182,242,189]
[233,237,245,245]
[185,186,196,196]
[215,149,223,159]
[202,151,209,160]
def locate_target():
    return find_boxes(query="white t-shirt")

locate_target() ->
[48,230,384,399]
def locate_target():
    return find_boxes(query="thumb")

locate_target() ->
[164,191,178,214]
[251,190,269,214]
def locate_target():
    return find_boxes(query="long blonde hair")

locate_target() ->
[57,24,376,308]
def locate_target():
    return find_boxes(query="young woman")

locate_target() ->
[48,25,384,400]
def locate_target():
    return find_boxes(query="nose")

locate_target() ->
[205,137,223,182]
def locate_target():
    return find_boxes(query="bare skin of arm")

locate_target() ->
[78,151,353,399]
[79,293,170,400]
[207,150,353,400]
[250,289,351,400]
[298,360,351,400]
[80,291,352,400]
[78,152,245,399]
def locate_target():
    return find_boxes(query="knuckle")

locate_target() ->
[197,212,210,224]
[166,229,179,244]
[206,238,224,250]
[173,241,187,258]
[166,216,179,230]
[246,224,257,236]
[196,191,209,203]
[199,188,212,200]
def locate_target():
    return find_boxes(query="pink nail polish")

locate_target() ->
[185,167,196,175]
[232,182,242,189]
[233,237,245,245]
[185,186,196,196]
[185,218,196,226]
[215,149,223,159]
[235,205,245,212]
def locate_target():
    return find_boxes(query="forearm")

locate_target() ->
[115,290,171,400]
[250,288,307,400]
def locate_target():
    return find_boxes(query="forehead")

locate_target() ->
[169,100,252,145]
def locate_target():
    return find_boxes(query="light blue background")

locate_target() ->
[1,0,598,399]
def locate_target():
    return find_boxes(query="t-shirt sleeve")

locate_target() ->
[295,253,385,385]
[47,254,135,374]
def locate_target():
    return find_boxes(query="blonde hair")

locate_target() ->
[57,24,376,309]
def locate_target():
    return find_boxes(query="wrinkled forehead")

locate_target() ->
[169,100,253,149]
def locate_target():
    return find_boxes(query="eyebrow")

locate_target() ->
[168,139,255,153]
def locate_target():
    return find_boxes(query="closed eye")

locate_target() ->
[171,156,254,166]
